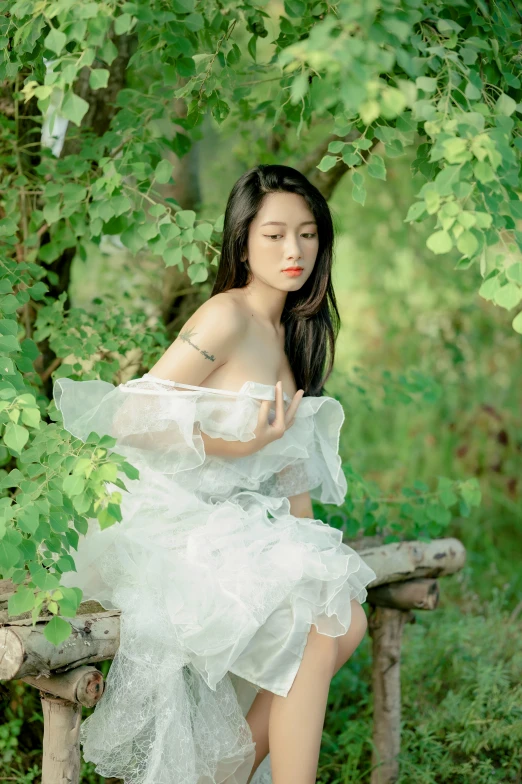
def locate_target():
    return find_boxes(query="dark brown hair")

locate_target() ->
[210,164,341,397]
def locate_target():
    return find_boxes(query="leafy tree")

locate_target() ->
[3,0,520,642]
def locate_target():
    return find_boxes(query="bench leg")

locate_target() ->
[40,692,81,784]
[368,605,415,784]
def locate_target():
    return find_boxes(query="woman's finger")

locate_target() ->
[257,398,272,427]
[272,381,286,430]
[284,389,304,425]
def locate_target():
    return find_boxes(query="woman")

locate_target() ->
[54,164,377,784]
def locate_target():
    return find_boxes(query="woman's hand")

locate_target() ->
[200,381,304,459]
[245,381,304,456]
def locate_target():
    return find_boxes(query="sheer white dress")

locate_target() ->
[53,372,377,784]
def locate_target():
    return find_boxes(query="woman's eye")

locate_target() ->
[263,234,317,240]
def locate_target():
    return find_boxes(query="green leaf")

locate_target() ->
[510,201,522,219]
[367,155,386,181]
[42,202,61,226]
[98,435,117,448]
[424,189,440,215]
[0,540,20,570]
[352,183,366,206]
[493,283,522,310]
[434,165,461,196]
[155,160,173,184]
[506,262,522,284]
[317,155,338,172]
[62,474,85,497]
[175,210,196,229]
[416,76,437,93]
[426,231,453,255]
[1,295,22,314]
[163,246,183,268]
[187,263,208,283]
[474,212,492,229]
[114,13,133,34]
[31,566,60,591]
[89,68,110,90]
[426,504,451,526]
[97,463,118,482]
[464,81,481,100]
[443,138,471,165]
[437,477,459,508]
[172,0,195,10]
[512,311,522,334]
[28,281,48,301]
[328,141,346,154]
[120,226,147,254]
[44,27,67,55]
[61,92,90,127]
[456,230,478,257]
[72,458,93,476]
[247,34,257,62]
[72,493,91,514]
[49,508,70,533]
[121,461,140,480]
[193,222,213,242]
[57,586,81,617]
[479,276,501,301]
[98,39,118,65]
[4,423,29,452]
[0,334,20,353]
[290,71,308,103]
[473,161,495,184]
[43,615,72,646]
[405,202,426,222]
[459,478,481,508]
[8,586,34,616]
[495,92,517,116]
[17,507,39,535]
[21,407,40,428]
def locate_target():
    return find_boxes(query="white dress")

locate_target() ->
[53,372,377,784]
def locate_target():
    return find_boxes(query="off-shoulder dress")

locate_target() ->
[53,372,377,784]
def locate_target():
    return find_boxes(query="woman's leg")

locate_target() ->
[245,600,369,784]
[268,623,338,784]
[245,688,276,783]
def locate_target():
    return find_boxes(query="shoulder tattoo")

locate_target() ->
[178,327,216,362]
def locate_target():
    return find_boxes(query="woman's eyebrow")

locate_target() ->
[260,220,317,227]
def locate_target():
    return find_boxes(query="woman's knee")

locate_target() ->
[351,600,368,639]
[331,601,369,674]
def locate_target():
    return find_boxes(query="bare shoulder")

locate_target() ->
[148,293,247,386]
[195,291,246,328]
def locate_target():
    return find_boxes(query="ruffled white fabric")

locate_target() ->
[53,373,377,784]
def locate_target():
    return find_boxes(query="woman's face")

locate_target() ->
[243,191,319,291]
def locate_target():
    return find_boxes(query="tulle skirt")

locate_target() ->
[61,483,376,784]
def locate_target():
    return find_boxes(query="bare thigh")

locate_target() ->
[263,599,368,700]
[333,600,368,674]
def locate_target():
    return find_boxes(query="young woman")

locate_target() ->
[54,164,377,784]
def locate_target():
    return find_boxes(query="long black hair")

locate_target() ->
[210,164,341,397]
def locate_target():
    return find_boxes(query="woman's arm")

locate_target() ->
[149,296,258,459]
[115,298,299,461]
[199,430,257,458]
[288,490,315,519]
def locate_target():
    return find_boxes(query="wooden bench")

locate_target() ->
[0,536,466,784]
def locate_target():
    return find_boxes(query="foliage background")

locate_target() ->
[1,0,521,781]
